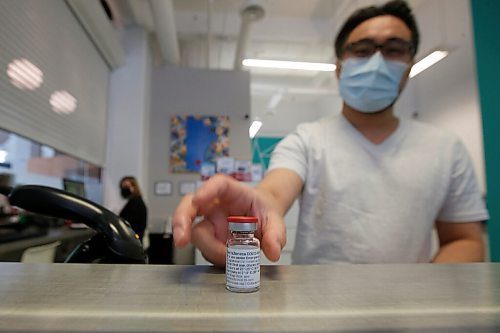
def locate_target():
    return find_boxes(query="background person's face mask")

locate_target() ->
[339,52,408,113]
[121,187,132,199]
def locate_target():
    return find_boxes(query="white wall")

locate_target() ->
[411,0,485,193]
[103,26,152,213]
[252,94,342,138]
[149,67,251,263]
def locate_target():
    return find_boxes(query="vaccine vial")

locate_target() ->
[225,216,260,293]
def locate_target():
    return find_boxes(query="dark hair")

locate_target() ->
[334,0,419,58]
[120,175,142,197]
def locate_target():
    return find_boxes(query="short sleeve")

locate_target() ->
[267,125,310,181]
[437,139,489,222]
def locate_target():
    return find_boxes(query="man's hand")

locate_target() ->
[172,174,287,267]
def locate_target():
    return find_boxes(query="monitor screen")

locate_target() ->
[63,179,86,198]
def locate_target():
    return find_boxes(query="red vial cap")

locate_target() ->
[227,216,258,223]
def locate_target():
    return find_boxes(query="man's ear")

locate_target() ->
[335,60,341,79]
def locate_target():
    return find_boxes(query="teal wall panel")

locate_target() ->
[251,137,283,170]
[470,0,500,260]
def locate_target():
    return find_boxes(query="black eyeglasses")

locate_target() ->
[342,38,415,60]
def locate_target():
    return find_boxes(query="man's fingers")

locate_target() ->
[172,194,197,247]
[261,211,286,262]
[193,174,252,214]
[192,220,227,267]
[173,174,283,266]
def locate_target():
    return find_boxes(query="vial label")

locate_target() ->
[226,245,260,290]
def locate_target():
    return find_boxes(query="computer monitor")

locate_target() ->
[63,179,86,198]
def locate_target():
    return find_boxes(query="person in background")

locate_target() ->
[119,176,148,242]
[172,0,488,266]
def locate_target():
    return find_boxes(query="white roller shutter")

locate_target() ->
[0,0,109,166]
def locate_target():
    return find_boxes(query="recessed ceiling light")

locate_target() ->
[249,120,263,138]
[267,92,283,110]
[6,58,43,90]
[410,50,449,78]
[50,90,77,114]
[0,150,7,163]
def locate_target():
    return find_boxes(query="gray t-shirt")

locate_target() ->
[268,114,489,264]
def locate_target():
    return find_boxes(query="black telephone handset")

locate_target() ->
[8,185,146,264]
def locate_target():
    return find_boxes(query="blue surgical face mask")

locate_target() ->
[339,52,408,113]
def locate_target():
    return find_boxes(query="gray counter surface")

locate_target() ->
[0,262,500,332]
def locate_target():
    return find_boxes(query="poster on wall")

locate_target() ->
[170,115,230,173]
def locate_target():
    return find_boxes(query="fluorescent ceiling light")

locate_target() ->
[0,150,7,163]
[6,58,43,90]
[410,50,448,78]
[243,59,336,72]
[267,92,283,109]
[50,90,77,114]
[249,120,263,138]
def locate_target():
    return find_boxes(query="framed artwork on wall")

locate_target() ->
[154,181,172,196]
[179,181,196,196]
[170,115,230,173]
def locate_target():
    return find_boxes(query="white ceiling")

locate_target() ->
[171,0,424,66]
[169,1,424,134]
[175,0,353,73]
[111,0,440,136]
[170,0,427,92]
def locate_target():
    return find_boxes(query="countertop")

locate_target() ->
[1,262,500,332]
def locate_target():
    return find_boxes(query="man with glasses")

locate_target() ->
[173,0,488,266]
